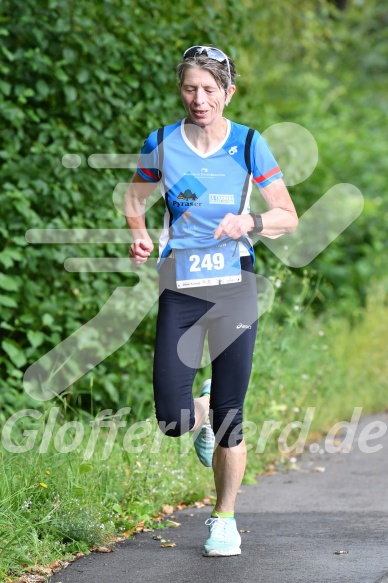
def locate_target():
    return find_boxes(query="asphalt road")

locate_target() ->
[49,413,388,583]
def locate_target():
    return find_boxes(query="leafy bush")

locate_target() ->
[1,0,386,414]
[0,0,242,413]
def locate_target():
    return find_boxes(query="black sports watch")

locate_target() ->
[248,212,263,234]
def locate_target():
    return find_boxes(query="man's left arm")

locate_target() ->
[254,177,298,239]
[214,178,298,240]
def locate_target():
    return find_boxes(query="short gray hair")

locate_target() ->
[177,54,236,94]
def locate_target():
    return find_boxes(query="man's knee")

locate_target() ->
[213,408,244,448]
[156,408,194,438]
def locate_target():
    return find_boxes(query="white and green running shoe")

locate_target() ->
[193,379,215,467]
[203,516,242,557]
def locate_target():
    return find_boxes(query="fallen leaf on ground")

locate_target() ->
[94,546,113,553]
[16,577,46,583]
[29,567,52,576]
[162,504,174,514]
[165,520,181,527]
[123,530,134,537]
[313,466,326,472]
[152,535,163,540]
[194,501,205,508]
[239,529,250,533]
[160,540,176,548]
[50,560,69,572]
[334,549,349,555]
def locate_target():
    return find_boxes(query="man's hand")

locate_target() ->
[129,238,154,265]
[214,213,254,240]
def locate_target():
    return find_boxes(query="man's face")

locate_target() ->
[180,67,231,128]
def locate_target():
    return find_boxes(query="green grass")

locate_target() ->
[243,279,388,479]
[0,416,214,580]
[1,283,387,581]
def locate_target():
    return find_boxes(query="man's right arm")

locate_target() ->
[125,172,158,265]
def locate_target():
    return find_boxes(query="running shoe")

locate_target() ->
[193,379,214,467]
[203,516,242,557]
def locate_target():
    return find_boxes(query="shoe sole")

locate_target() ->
[194,424,214,467]
[203,548,241,557]
[196,456,213,468]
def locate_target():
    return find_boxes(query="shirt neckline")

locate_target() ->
[180,118,231,159]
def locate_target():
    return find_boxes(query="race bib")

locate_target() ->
[175,241,242,289]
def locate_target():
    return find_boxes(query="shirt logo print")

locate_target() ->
[228,146,238,155]
[177,189,197,201]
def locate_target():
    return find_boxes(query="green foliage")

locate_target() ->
[0,0,242,412]
[1,1,387,577]
[1,0,386,414]
[0,406,214,579]
[244,278,388,477]
[233,0,388,313]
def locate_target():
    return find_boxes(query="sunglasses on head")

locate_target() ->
[183,45,232,84]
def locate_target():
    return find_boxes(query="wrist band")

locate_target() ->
[249,213,263,234]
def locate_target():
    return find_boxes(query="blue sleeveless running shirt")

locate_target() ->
[137,119,283,262]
